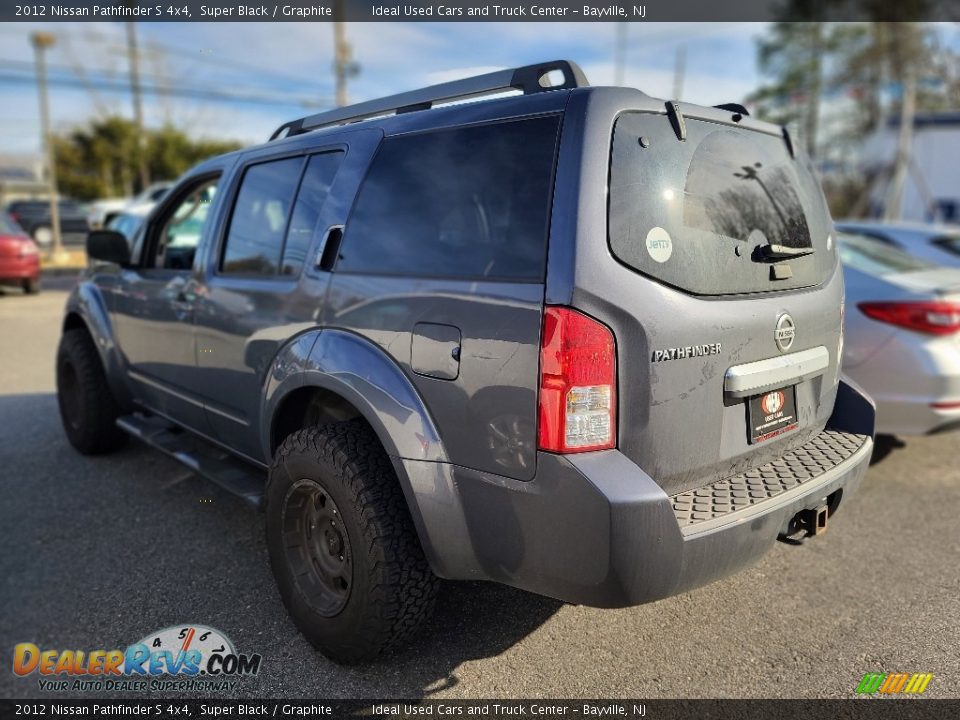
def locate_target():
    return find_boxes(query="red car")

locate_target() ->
[0,212,40,293]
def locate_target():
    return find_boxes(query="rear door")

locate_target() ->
[191,133,376,461]
[571,102,843,496]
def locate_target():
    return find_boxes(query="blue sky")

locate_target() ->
[0,21,768,156]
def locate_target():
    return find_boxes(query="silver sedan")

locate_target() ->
[839,231,960,436]
[836,220,960,268]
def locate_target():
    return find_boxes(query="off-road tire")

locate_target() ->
[267,420,439,664]
[56,328,126,454]
[22,277,40,294]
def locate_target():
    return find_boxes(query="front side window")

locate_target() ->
[338,115,560,281]
[221,157,303,276]
[154,178,219,271]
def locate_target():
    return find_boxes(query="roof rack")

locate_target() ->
[269,60,589,141]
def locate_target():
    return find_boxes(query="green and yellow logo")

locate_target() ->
[856,672,933,695]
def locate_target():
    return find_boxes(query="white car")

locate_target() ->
[836,220,960,268]
[839,231,960,436]
[87,182,173,230]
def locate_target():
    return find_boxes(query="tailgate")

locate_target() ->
[569,104,842,496]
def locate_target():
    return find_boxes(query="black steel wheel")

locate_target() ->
[266,420,439,664]
[281,479,353,617]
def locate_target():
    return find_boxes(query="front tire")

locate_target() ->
[56,329,126,454]
[22,277,40,294]
[267,421,439,664]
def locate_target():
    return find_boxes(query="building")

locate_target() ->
[0,154,48,208]
[860,112,960,224]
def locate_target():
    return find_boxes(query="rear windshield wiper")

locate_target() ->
[757,242,815,260]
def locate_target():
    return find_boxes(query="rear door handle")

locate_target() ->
[315,225,344,271]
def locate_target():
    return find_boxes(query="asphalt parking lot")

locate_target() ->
[1,279,958,700]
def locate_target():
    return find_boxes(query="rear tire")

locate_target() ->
[22,277,40,294]
[267,420,439,664]
[56,328,126,454]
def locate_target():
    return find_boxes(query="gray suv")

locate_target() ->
[56,61,875,664]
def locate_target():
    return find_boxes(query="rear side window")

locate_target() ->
[222,157,302,275]
[282,152,343,276]
[338,115,560,281]
[609,112,835,296]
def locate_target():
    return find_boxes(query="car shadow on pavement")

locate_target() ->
[870,434,906,466]
[372,581,564,696]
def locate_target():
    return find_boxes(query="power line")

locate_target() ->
[70,26,331,90]
[0,62,331,108]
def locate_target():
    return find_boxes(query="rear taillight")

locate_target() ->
[858,301,960,336]
[19,242,38,258]
[538,306,617,453]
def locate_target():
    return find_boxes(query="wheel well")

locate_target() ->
[63,313,88,334]
[270,386,364,455]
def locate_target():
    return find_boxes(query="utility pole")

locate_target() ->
[126,21,149,190]
[31,31,62,259]
[804,22,824,158]
[884,67,916,221]
[333,0,350,107]
[885,23,922,222]
[672,45,687,101]
[614,23,627,87]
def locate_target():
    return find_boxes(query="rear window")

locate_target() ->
[609,112,835,295]
[932,235,960,258]
[838,232,935,275]
[8,202,43,213]
[338,115,560,281]
[0,213,23,235]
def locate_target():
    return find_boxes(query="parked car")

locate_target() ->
[836,220,960,268]
[0,212,40,293]
[56,60,875,663]
[839,231,960,436]
[5,199,89,247]
[87,182,173,230]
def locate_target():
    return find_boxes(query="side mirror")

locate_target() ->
[86,230,130,266]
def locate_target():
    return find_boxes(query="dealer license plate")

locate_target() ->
[748,386,798,444]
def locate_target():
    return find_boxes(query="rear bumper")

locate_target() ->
[400,379,874,607]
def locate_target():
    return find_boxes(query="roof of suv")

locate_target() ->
[189,59,787,179]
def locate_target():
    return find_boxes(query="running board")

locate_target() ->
[116,414,265,508]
